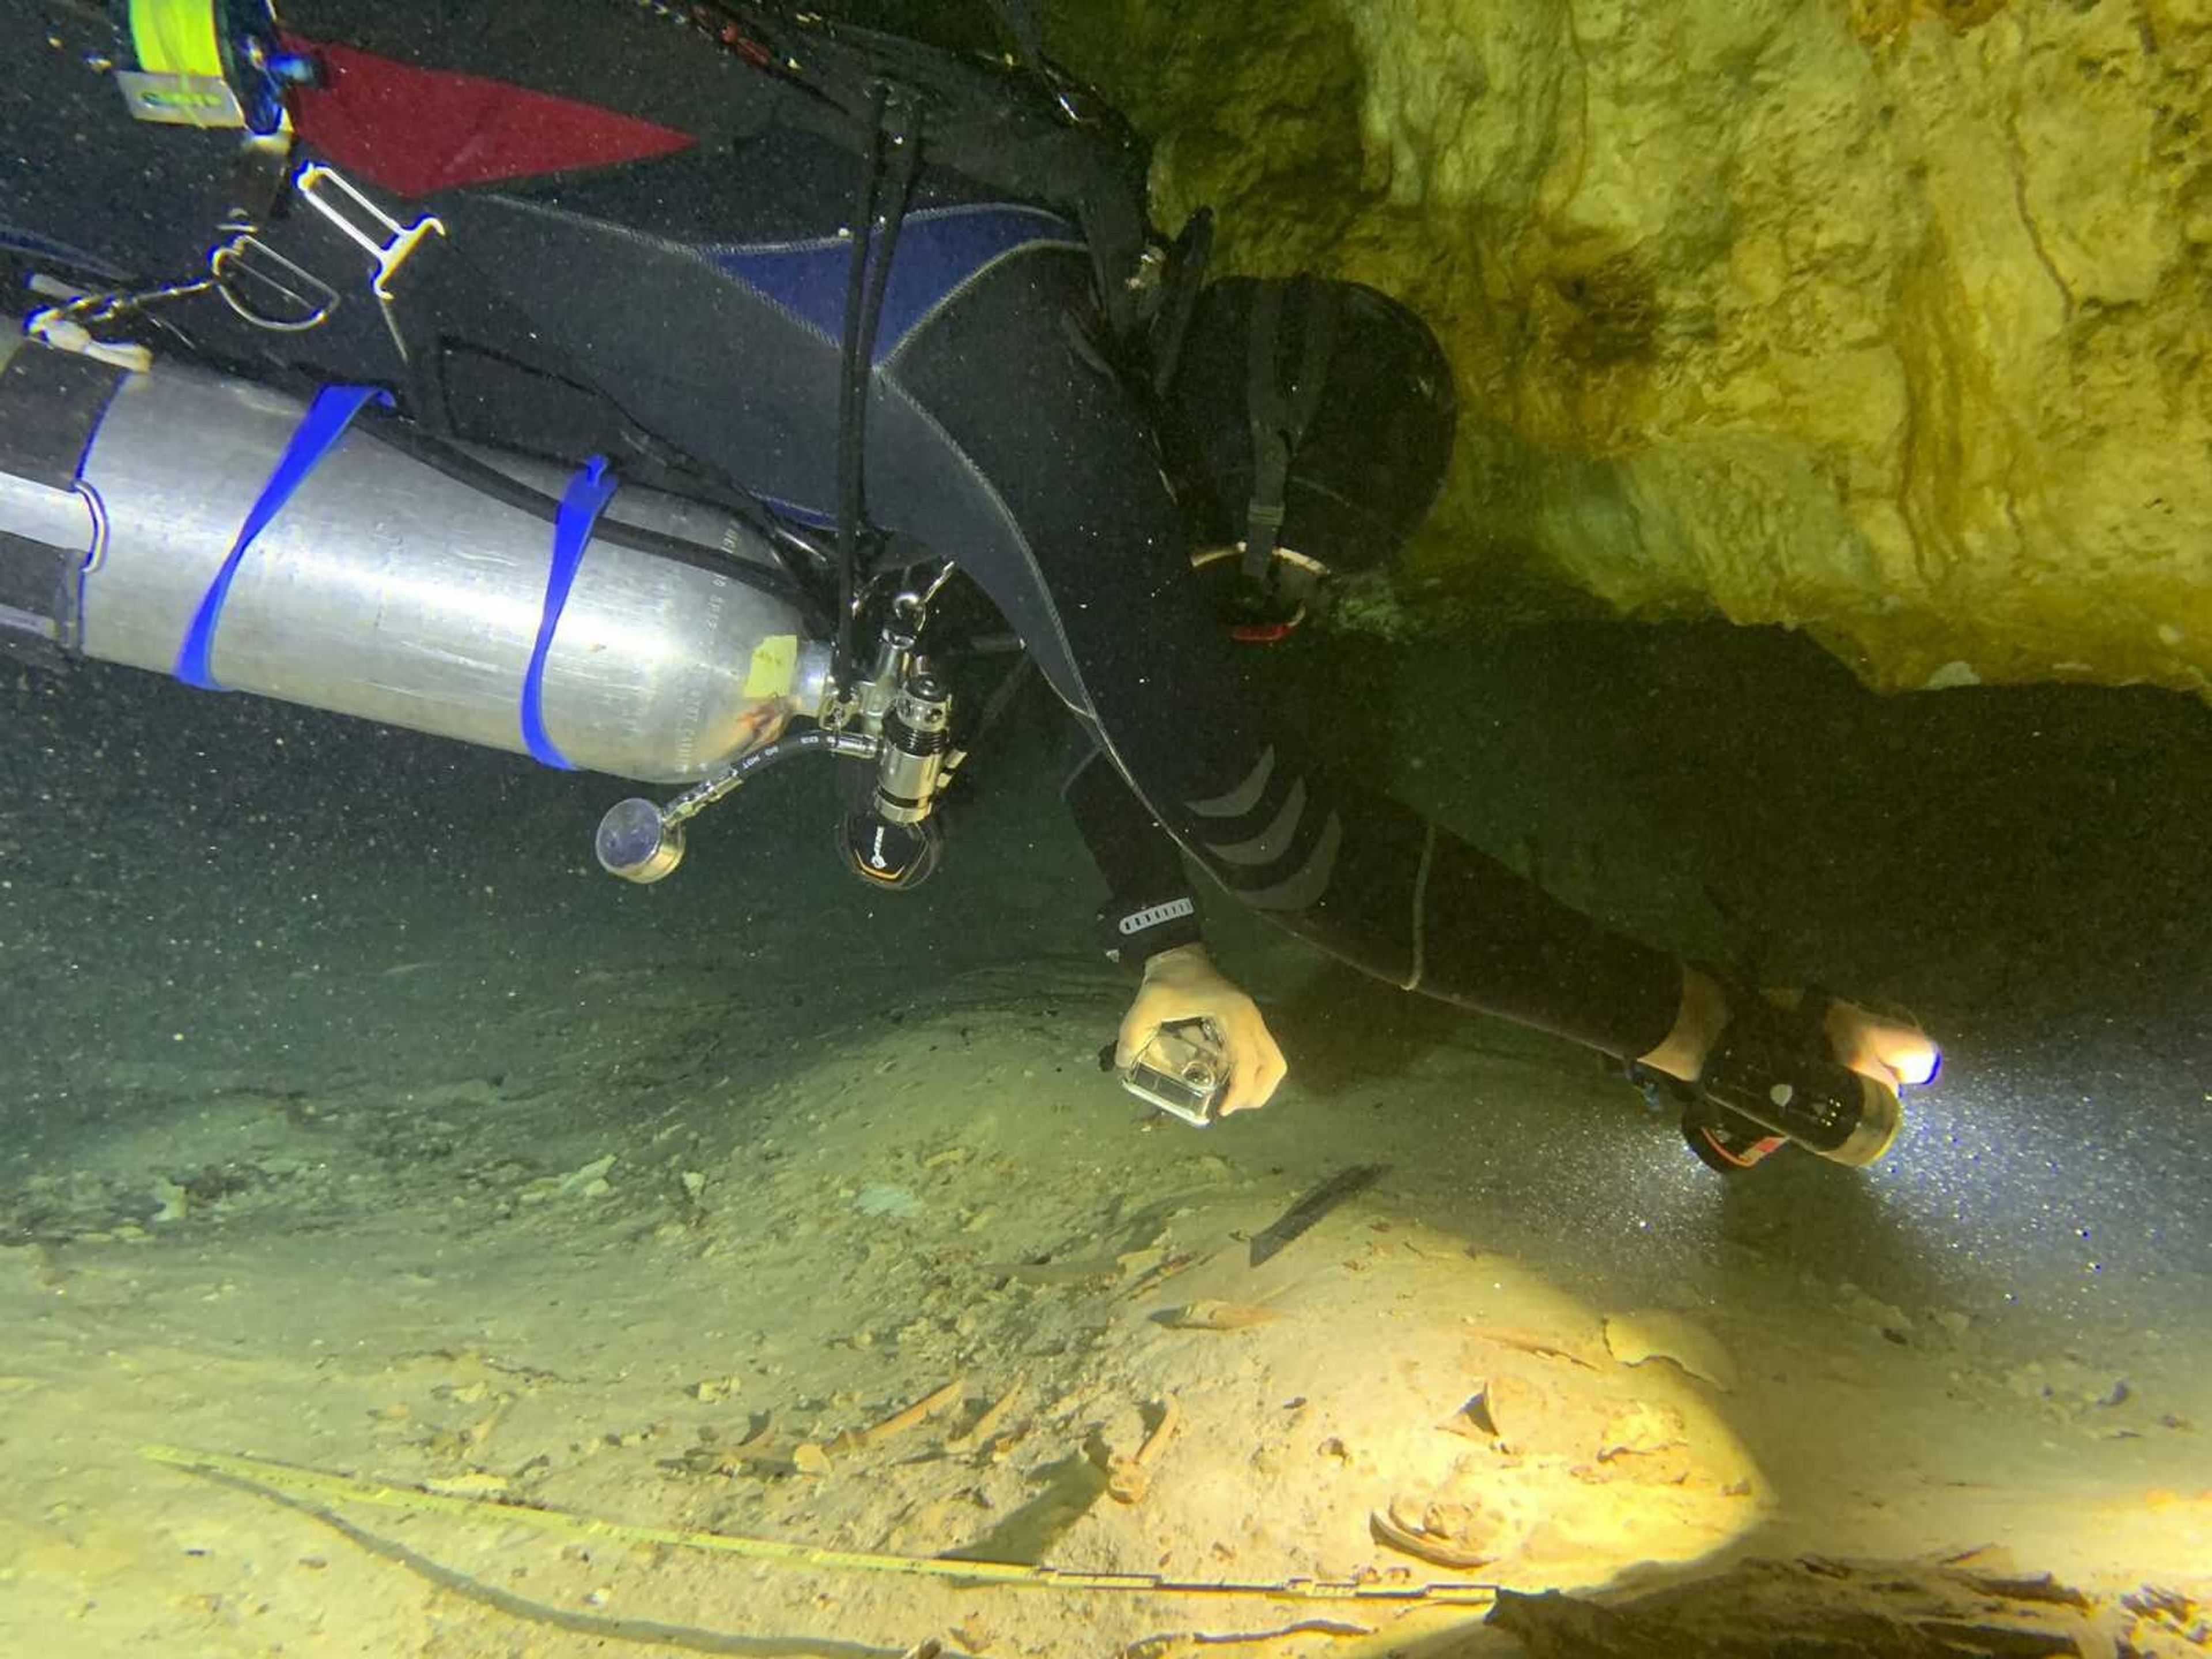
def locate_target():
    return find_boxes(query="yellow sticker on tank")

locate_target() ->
[743,635,798,699]
[130,0,225,78]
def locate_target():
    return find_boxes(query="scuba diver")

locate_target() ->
[0,1,1937,1170]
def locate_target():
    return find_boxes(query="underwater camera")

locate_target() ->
[1118,1018,1230,1128]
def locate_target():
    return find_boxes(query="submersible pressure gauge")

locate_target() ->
[595,797,685,884]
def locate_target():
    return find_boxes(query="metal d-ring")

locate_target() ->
[209,231,338,332]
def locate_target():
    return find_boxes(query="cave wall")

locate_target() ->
[1051,0,2212,698]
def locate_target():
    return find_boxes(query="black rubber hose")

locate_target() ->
[356,411,801,603]
[685,724,858,802]
[832,81,892,689]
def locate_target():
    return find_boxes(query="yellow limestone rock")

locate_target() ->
[1056,0,2212,700]
[1603,1309,1739,1391]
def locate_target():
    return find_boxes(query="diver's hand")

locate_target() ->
[1819,996,1941,1092]
[1116,944,1287,1116]
[1639,965,1941,1092]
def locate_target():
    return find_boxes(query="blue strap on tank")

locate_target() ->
[175,383,393,691]
[520,454,617,771]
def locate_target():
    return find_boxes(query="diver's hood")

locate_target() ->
[1158,275,1457,583]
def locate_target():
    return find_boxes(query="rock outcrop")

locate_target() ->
[1055,0,2212,698]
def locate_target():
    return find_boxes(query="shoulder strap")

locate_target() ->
[1243,276,1339,582]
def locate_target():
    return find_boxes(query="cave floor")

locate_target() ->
[0,965,2203,1657]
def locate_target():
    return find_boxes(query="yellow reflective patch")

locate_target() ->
[742,634,798,699]
[130,0,225,79]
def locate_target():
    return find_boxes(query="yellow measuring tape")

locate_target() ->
[141,1444,1498,1610]
[128,0,226,79]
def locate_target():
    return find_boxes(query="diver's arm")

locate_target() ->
[1063,743,1203,968]
[1634,963,1730,1083]
[1065,744,1288,1113]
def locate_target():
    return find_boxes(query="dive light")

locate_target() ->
[1694,1031,1902,1168]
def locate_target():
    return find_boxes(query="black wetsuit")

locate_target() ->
[5,1,1683,1060]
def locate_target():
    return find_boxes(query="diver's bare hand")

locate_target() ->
[1819,997,1941,1092]
[1116,944,1287,1115]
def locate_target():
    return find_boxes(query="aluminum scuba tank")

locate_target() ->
[0,325,830,783]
